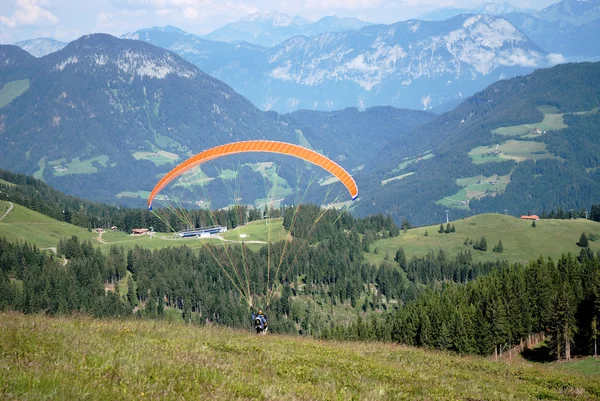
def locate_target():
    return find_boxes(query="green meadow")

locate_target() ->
[365,213,600,265]
[393,152,434,172]
[52,155,115,176]
[0,178,17,188]
[381,172,415,186]
[131,150,180,166]
[437,173,511,209]
[0,201,286,253]
[1,312,599,401]
[492,106,568,137]
[469,140,555,164]
[0,79,30,109]
[0,201,97,249]
[2,200,600,266]
[295,128,314,149]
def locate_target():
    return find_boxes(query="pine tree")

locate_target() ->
[592,315,598,358]
[489,295,510,358]
[532,220,536,228]
[417,311,432,348]
[591,204,600,222]
[480,237,487,251]
[451,224,456,233]
[445,223,451,234]
[493,240,504,253]
[474,304,493,356]
[550,283,577,360]
[438,224,444,234]
[593,288,600,357]
[424,231,428,237]
[578,232,589,248]
[394,248,407,269]
[437,322,452,350]
[127,277,136,307]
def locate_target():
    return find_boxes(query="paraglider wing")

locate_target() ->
[148,140,358,210]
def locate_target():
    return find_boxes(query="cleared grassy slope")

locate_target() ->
[0,201,286,252]
[365,213,600,265]
[1,312,599,401]
[2,200,599,264]
[0,200,97,248]
[0,79,30,109]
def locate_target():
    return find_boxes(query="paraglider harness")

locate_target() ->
[251,306,268,334]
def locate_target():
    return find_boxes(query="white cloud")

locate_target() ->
[183,6,199,19]
[109,0,258,21]
[345,54,380,73]
[155,8,173,16]
[301,0,381,10]
[0,0,58,27]
[497,49,542,68]
[546,53,566,65]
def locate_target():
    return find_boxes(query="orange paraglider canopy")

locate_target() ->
[147,140,358,210]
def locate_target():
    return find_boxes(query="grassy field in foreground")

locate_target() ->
[365,214,600,265]
[563,357,600,376]
[1,312,599,401]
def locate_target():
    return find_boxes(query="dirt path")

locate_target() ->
[40,247,68,265]
[155,234,267,245]
[95,229,106,244]
[0,201,14,221]
[93,229,267,246]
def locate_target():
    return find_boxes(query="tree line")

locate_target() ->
[2,199,599,361]
[328,252,600,360]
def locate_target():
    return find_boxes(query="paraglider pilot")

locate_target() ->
[251,306,268,334]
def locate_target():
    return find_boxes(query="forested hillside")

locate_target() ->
[2,193,600,361]
[0,35,435,210]
[284,106,435,168]
[358,62,600,225]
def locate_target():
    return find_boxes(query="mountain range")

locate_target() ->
[124,14,557,113]
[357,62,600,225]
[535,0,600,25]
[0,34,433,208]
[10,0,600,114]
[0,34,295,203]
[1,1,600,225]
[14,38,67,58]
[2,33,600,225]
[417,2,537,21]
[204,13,372,47]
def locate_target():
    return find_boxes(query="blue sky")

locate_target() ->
[0,0,559,44]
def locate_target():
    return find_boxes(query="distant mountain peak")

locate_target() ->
[418,2,536,21]
[0,45,36,68]
[121,25,190,41]
[474,2,536,14]
[240,12,311,27]
[536,0,600,25]
[205,13,370,47]
[14,37,67,58]
[50,34,198,80]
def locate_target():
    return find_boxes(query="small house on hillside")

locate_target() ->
[520,215,540,221]
[132,228,149,235]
